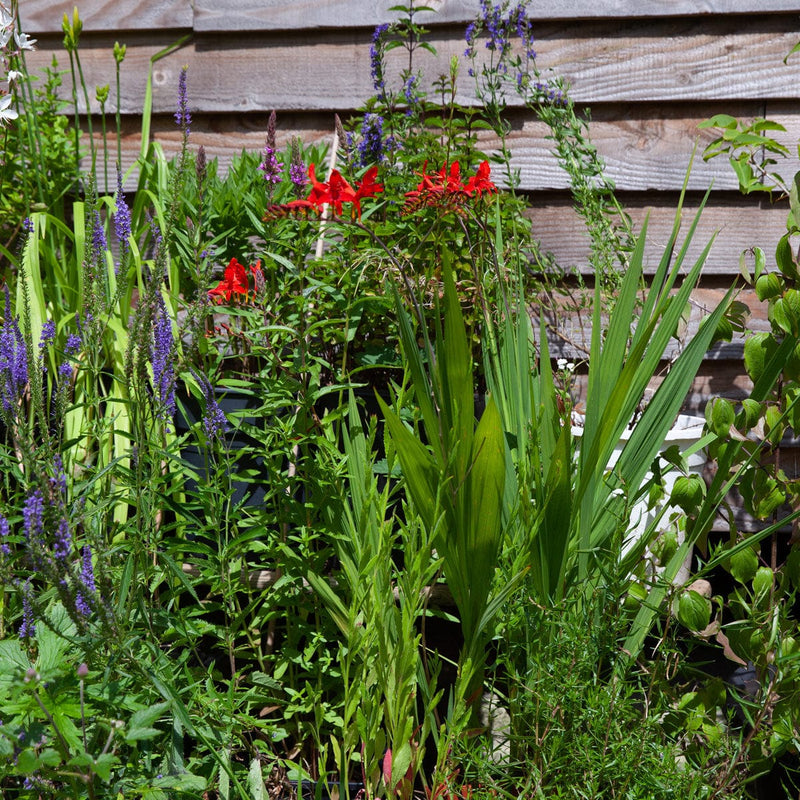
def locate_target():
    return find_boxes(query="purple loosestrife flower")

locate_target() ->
[175,65,191,132]
[19,581,35,638]
[370,24,388,100]
[75,545,96,617]
[259,110,282,189]
[152,295,176,422]
[114,169,131,265]
[289,137,307,196]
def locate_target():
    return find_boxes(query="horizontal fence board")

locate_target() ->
[538,286,768,365]
[76,100,800,195]
[193,0,800,32]
[21,0,797,34]
[20,0,192,33]
[21,14,800,123]
[527,193,788,276]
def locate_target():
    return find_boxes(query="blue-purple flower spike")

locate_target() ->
[152,295,176,422]
[22,489,44,546]
[0,285,29,413]
[19,581,35,638]
[175,65,191,133]
[75,545,96,617]
[114,169,131,264]
[370,24,388,99]
[0,514,10,557]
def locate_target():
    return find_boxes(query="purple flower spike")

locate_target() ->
[75,545,96,617]
[114,169,131,264]
[92,209,108,260]
[259,111,282,188]
[19,581,35,639]
[152,295,176,422]
[22,490,44,545]
[175,65,191,132]
[370,24,388,99]
[53,516,71,563]
[0,515,10,557]
[0,285,29,412]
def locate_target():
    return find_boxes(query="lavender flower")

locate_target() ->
[370,24,388,99]
[22,217,33,234]
[114,169,131,263]
[19,581,35,638]
[75,545,96,617]
[174,65,191,132]
[152,295,176,422]
[58,361,72,379]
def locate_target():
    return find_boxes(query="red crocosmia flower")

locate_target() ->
[305,163,356,215]
[464,160,496,197]
[353,166,384,218]
[440,161,464,193]
[325,170,357,215]
[208,257,249,303]
[306,163,329,208]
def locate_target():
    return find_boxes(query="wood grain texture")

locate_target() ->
[192,0,800,32]
[527,193,788,276]
[89,103,790,193]
[22,13,800,122]
[20,0,192,33]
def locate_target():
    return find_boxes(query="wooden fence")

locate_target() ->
[18,1,800,503]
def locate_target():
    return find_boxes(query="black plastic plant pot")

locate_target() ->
[174,385,272,509]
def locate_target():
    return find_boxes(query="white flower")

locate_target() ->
[6,69,22,84]
[0,93,18,125]
[556,357,567,370]
[14,30,36,51]
[0,3,12,29]
[0,27,11,50]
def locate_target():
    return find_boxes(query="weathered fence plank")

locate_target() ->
[21,0,192,33]
[22,14,800,123]
[192,0,800,32]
